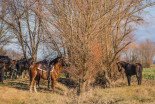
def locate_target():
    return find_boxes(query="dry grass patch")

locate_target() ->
[0,77,155,104]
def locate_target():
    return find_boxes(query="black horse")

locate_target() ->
[0,60,5,83]
[16,58,34,78]
[116,61,143,86]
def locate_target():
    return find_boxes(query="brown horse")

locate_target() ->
[29,56,69,93]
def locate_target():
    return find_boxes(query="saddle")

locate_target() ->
[38,63,54,78]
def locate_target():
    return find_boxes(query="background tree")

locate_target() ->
[139,39,155,67]
[0,0,43,61]
[0,1,13,46]
[123,39,155,68]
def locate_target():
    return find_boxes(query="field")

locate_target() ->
[0,66,155,104]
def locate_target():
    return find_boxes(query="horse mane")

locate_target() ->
[36,56,62,66]
[135,63,142,66]
[118,61,129,68]
[118,61,128,64]
[49,56,62,65]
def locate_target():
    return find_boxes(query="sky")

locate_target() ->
[134,6,155,42]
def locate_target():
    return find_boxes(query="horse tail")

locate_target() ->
[29,65,33,83]
[136,63,143,84]
[139,64,143,81]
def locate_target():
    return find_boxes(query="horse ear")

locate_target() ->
[57,54,62,58]
[58,58,61,61]
[116,61,119,64]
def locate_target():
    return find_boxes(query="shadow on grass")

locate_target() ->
[0,77,78,94]
[7,82,29,91]
[58,78,77,88]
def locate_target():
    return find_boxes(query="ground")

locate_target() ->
[0,66,155,104]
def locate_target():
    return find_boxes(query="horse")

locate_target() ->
[29,56,69,93]
[8,60,18,79]
[2,60,16,79]
[116,61,143,86]
[0,60,6,83]
[16,58,34,78]
[0,56,17,79]
[0,56,11,78]
[35,59,50,87]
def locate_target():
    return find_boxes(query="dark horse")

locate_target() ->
[116,61,143,86]
[0,56,17,79]
[0,59,17,82]
[0,60,6,83]
[16,58,34,78]
[29,56,69,93]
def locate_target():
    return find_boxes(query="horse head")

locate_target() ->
[57,56,70,71]
[9,60,16,69]
[28,58,34,65]
[116,61,122,72]
[117,61,128,72]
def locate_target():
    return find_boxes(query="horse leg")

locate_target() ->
[127,75,131,86]
[136,74,140,85]
[37,75,40,88]
[29,70,37,93]
[121,70,124,80]
[33,80,38,93]
[52,80,57,93]
[51,79,53,89]
[0,69,4,83]
[21,69,24,79]
[122,73,124,80]
[48,76,51,89]
[1,74,4,83]
[24,70,27,78]
[11,71,13,79]
[48,79,50,89]
[139,73,142,85]
[30,79,33,93]
[5,70,7,79]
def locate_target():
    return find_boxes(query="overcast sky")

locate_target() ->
[134,6,155,43]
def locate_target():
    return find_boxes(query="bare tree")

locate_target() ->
[32,0,155,94]
[0,0,154,94]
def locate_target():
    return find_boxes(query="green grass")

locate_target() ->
[143,65,155,80]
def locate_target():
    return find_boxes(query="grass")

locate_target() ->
[0,79,155,104]
[143,65,155,80]
[0,65,155,104]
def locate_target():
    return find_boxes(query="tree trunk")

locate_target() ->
[77,78,87,96]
